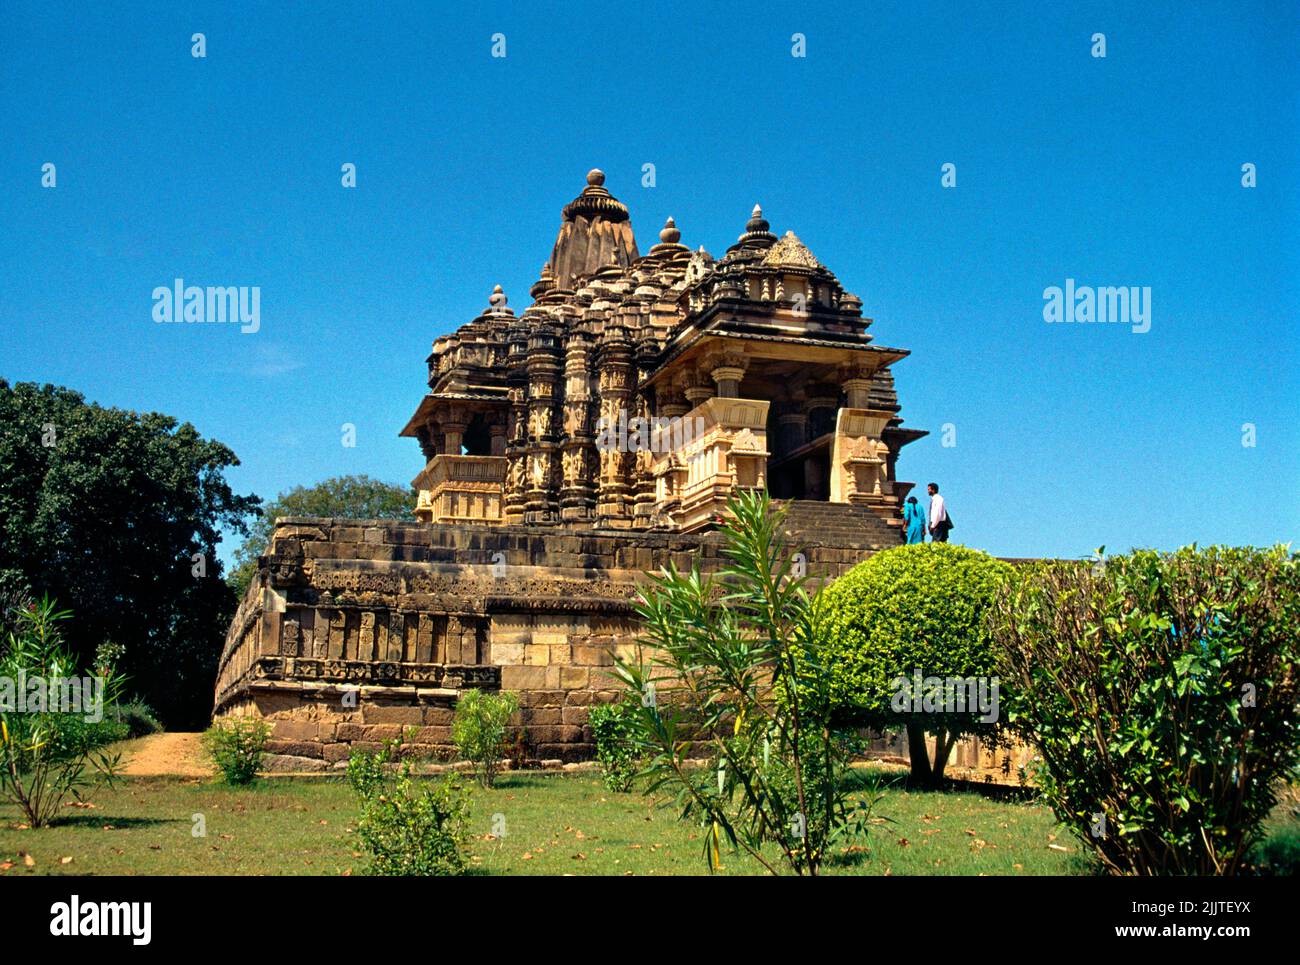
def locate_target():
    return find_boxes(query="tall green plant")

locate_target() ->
[0,596,126,827]
[992,545,1300,875]
[451,689,519,788]
[615,490,878,875]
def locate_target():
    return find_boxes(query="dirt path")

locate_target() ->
[116,733,213,777]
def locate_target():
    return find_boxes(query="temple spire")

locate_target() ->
[546,168,639,290]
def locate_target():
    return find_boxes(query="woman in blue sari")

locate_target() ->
[904,496,927,544]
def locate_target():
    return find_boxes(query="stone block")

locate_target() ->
[272,720,323,742]
[422,706,455,726]
[523,644,550,666]
[562,706,590,726]
[571,643,612,666]
[492,642,525,665]
[501,665,550,690]
[322,743,351,763]
[362,703,424,725]
[265,740,323,759]
[559,666,589,689]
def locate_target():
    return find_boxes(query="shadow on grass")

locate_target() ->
[46,814,182,830]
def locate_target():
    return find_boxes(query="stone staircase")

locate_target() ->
[774,499,903,550]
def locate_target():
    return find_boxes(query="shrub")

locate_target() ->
[112,699,163,739]
[352,763,469,876]
[589,700,640,792]
[452,689,519,788]
[992,545,1300,876]
[204,718,270,785]
[1251,825,1300,876]
[818,543,1013,786]
[0,596,127,826]
[615,491,881,875]
[345,738,401,798]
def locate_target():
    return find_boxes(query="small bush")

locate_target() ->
[1251,825,1300,876]
[589,701,639,792]
[352,765,469,876]
[346,738,401,798]
[112,700,163,739]
[993,545,1300,875]
[204,718,270,785]
[451,689,519,788]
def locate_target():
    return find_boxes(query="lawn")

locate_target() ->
[0,770,1094,876]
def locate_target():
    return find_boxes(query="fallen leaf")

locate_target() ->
[60,856,73,865]
[22,853,34,867]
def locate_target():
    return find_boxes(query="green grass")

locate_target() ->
[0,770,1093,876]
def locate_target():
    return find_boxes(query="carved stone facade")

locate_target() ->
[214,170,926,768]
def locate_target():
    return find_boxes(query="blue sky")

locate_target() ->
[1,0,1296,567]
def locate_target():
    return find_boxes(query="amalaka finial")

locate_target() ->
[586,168,605,187]
[659,216,681,245]
[488,284,508,312]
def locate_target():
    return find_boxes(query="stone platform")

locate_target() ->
[213,502,901,770]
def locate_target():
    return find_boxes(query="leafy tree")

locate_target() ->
[227,474,416,596]
[0,381,258,728]
[992,546,1300,875]
[615,491,881,875]
[818,543,1013,787]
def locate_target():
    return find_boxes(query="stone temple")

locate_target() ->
[214,169,927,768]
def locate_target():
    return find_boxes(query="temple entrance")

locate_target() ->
[769,435,832,500]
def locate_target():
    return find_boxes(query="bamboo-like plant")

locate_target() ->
[0,596,125,827]
[615,490,879,875]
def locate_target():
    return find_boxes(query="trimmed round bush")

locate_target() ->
[819,543,1013,784]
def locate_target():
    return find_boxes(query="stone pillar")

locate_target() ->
[560,323,597,522]
[843,378,873,411]
[595,318,635,527]
[524,317,563,525]
[441,421,466,456]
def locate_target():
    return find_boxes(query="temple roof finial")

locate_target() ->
[587,168,605,187]
[488,284,508,313]
[659,216,681,245]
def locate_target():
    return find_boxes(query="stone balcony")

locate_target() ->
[412,454,507,524]
[651,396,770,533]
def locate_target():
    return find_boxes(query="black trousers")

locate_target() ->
[931,525,949,543]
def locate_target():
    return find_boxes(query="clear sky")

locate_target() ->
[2,0,1296,567]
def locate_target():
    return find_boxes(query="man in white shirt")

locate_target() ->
[927,482,950,543]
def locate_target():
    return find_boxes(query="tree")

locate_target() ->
[818,543,1013,787]
[227,474,416,596]
[615,491,880,875]
[992,546,1300,875]
[0,380,259,729]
